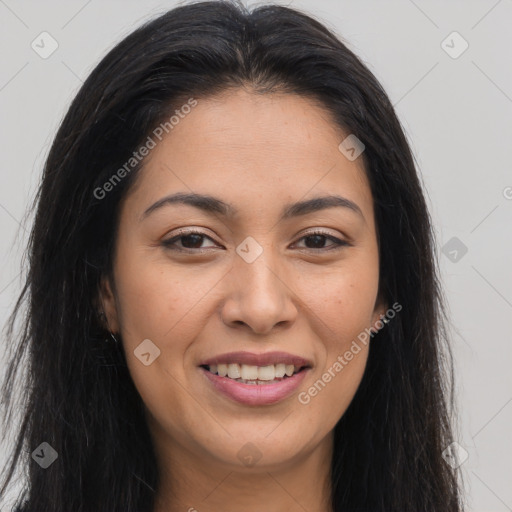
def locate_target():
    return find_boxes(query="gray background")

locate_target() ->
[1,0,511,510]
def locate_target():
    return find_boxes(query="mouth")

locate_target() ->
[200,362,308,385]
[198,351,312,405]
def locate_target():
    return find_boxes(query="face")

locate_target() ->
[100,88,386,473]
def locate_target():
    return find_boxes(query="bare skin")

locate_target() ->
[100,87,387,512]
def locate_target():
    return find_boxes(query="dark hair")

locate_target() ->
[0,1,463,510]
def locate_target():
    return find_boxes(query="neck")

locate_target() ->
[152,432,333,512]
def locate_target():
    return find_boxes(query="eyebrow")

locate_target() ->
[140,192,364,222]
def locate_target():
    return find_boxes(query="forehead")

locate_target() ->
[125,89,374,225]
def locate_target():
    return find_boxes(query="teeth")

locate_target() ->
[217,364,228,377]
[241,364,259,380]
[275,363,286,378]
[206,362,304,381]
[257,365,275,381]
[227,363,241,379]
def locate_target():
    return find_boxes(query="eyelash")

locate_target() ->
[161,229,350,253]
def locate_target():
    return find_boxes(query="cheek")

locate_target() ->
[294,264,377,425]
[296,259,379,350]
[297,343,369,437]
[112,250,230,406]
[112,259,207,434]
[113,247,218,342]
[298,256,378,425]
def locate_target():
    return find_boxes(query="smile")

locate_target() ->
[199,351,312,405]
[203,363,304,384]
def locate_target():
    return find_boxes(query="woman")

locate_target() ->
[0,1,463,510]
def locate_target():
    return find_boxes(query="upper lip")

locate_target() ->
[200,351,313,368]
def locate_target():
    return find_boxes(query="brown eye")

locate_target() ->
[294,231,349,251]
[161,229,349,254]
[161,230,219,252]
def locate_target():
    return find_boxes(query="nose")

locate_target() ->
[220,245,298,335]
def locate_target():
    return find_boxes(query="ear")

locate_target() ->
[97,274,120,334]
[371,289,388,327]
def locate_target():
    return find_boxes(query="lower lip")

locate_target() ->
[200,367,310,406]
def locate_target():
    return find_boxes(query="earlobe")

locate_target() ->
[97,275,119,333]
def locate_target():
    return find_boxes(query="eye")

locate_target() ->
[161,229,220,253]
[292,230,349,251]
[161,229,349,253]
